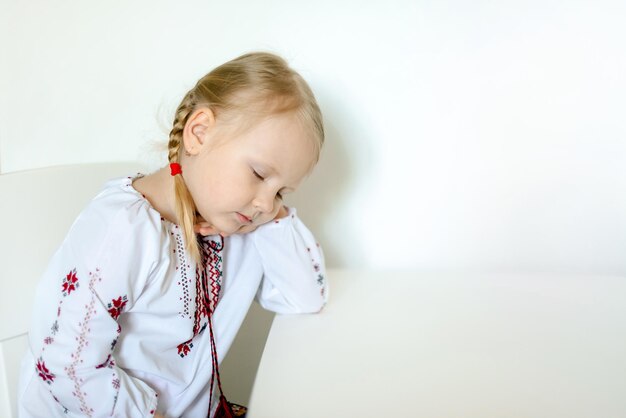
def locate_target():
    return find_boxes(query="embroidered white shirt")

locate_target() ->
[18,175,327,418]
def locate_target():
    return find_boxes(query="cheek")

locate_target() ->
[213,171,255,204]
[191,159,255,209]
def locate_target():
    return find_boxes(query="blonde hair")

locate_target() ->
[168,52,324,261]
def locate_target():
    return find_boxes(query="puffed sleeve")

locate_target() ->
[252,207,328,314]
[25,196,161,417]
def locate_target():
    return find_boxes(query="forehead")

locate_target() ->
[237,113,317,182]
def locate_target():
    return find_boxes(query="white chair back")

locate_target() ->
[0,162,142,418]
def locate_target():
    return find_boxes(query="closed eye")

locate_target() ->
[252,169,264,181]
[252,168,283,200]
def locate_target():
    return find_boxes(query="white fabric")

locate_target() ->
[17,175,327,418]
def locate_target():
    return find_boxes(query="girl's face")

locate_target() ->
[182,111,316,235]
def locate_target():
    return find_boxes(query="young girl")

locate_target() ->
[18,52,327,418]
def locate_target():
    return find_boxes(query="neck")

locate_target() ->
[132,167,179,224]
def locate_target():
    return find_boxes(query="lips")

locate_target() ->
[236,212,253,224]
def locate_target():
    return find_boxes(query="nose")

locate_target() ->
[253,190,275,214]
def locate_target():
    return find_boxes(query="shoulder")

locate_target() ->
[79,175,162,231]
[64,175,168,262]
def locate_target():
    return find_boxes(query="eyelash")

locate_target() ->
[252,170,283,200]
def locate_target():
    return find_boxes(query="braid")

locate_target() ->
[168,91,195,163]
[168,91,201,262]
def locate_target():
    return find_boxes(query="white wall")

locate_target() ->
[2,0,625,275]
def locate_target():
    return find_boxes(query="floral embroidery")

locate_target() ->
[38,265,126,414]
[95,354,115,369]
[62,268,79,296]
[65,269,101,417]
[36,357,55,384]
[107,295,128,320]
[177,340,193,357]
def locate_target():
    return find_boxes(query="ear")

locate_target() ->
[182,107,216,156]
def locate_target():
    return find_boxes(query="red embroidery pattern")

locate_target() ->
[205,237,224,314]
[62,268,79,296]
[65,269,102,417]
[107,295,128,320]
[308,244,326,299]
[195,236,223,331]
[38,266,127,415]
[177,340,194,357]
[178,236,224,358]
[95,354,115,369]
[36,357,55,384]
[37,268,81,376]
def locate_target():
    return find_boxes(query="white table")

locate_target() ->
[247,270,626,417]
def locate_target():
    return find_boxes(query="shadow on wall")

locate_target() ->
[287,113,360,269]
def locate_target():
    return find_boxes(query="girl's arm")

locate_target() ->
[252,206,328,314]
[23,202,161,416]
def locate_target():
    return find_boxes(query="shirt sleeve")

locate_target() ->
[26,198,161,417]
[252,206,328,314]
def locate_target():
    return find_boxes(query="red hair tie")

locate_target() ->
[169,163,182,176]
